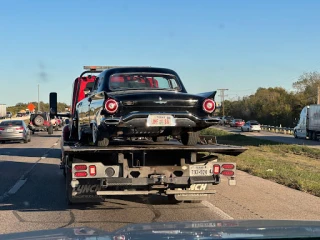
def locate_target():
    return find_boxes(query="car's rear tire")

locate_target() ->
[180,131,199,146]
[97,131,110,147]
[93,125,110,147]
[152,136,165,142]
[48,125,53,135]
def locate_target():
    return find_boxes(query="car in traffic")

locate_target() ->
[28,112,55,134]
[6,111,12,118]
[241,120,261,132]
[220,116,234,125]
[76,66,219,146]
[230,119,245,127]
[0,120,31,143]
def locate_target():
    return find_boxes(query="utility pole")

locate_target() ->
[38,84,40,113]
[317,86,320,104]
[218,89,228,116]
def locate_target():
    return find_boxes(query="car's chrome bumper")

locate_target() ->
[100,112,220,127]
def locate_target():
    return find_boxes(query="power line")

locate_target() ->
[217,89,228,116]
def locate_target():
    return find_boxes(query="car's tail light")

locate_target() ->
[222,164,235,169]
[74,172,87,177]
[105,98,118,114]
[221,170,234,176]
[0,128,4,131]
[213,164,220,175]
[89,165,96,176]
[203,99,215,113]
[74,165,87,171]
[15,127,24,130]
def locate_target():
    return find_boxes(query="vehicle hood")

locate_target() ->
[2,220,320,239]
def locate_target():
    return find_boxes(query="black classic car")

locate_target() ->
[77,67,219,146]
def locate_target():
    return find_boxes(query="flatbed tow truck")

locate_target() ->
[51,66,247,204]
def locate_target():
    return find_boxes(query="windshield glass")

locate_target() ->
[109,73,180,91]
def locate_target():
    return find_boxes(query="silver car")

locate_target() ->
[0,120,31,143]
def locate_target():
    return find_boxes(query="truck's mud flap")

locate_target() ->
[71,179,104,203]
[173,184,213,201]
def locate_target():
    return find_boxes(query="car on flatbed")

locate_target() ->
[49,66,246,205]
[75,66,220,146]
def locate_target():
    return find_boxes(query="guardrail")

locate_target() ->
[260,125,294,135]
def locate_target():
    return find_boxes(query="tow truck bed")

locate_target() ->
[62,140,246,156]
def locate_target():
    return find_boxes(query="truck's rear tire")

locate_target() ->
[180,132,199,146]
[48,125,53,135]
[66,169,74,205]
[152,136,165,142]
[312,131,317,141]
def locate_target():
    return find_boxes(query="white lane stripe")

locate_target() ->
[8,179,27,195]
[201,200,234,220]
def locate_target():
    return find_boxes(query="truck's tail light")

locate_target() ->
[74,172,87,177]
[74,165,87,171]
[89,165,96,176]
[221,170,234,176]
[203,99,215,113]
[222,164,235,169]
[213,164,220,175]
[105,99,118,114]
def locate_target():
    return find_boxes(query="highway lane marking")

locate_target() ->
[8,179,27,195]
[201,200,233,220]
[0,139,60,202]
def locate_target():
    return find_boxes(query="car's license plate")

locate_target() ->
[189,165,210,176]
[147,115,175,127]
[6,129,13,132]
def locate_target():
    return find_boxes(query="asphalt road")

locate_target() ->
[215,125,320,148]
[0,132,319,235]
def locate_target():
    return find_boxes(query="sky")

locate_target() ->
[1,0,320,106]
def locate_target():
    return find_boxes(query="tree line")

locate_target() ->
[222,72,320,127]
[7,102,69,116]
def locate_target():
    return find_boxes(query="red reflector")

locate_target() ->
[74,165,87,171]
[221,170,234,176]
[213,164,220,175]
[89,165,96,176]
[74,172,87,177]
[222,164,235,169]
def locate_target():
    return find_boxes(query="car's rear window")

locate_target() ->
[251,122,260,125]
[108,73,181,91]
[0,121,23,126]
[235,119,242,122]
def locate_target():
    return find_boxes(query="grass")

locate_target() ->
[200,127,320,197]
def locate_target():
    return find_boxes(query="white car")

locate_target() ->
[241,121,261,132]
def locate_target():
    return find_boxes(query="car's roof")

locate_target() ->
[103,67,178,75]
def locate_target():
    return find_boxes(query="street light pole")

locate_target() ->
[38,84,40,113]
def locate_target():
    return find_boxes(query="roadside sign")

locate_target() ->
[27,103,35,112]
